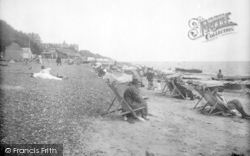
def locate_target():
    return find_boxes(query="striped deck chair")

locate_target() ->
[194,87,230,115]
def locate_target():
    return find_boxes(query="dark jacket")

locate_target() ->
[56,57,61,63]
[146,72,154,81]
[123,85,148,116]
[124,85,143,106]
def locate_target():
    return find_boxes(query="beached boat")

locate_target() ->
[211,76,250,90]
[175,68,202,73]
[223,81,243,90]
[212,76,250,81]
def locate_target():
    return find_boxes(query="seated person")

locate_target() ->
[98,66,106,77]
[217,69,223,80]
[173,77,195,100]
[154,79,162,91]
[196,87,250,119]
[123,78,149,121]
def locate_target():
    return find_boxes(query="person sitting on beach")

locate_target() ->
[123,78,149,121]
[173,77,195,100]
[196,87,250,119]
[217,69,223,80]
[31,65,63,80]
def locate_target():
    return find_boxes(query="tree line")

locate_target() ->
[0,20,113,60]
[0,20,43,55]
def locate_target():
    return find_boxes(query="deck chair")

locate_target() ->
[101,81,145,120]
[193,87,230,115]
[162,78,186,99]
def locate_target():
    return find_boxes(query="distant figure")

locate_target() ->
[97,65,106,77]
[56,56,62,66]
[38,55,43,64]
[217,69,223,80]
[146,68,154,90]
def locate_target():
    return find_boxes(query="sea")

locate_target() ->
[131,61,250,77]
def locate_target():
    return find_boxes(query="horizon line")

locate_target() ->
[117,60,250,62]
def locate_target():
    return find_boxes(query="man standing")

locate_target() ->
[56,56,62,66]
[146,68,154,90]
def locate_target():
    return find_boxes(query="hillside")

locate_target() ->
[79,50,114,60]
[0,20,114,61]
[0,20,43,55]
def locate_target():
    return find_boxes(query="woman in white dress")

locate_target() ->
[32,65,62,80]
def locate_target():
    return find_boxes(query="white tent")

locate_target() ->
[22,48,33,59]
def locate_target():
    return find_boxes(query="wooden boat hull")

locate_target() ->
[175,68,202,73]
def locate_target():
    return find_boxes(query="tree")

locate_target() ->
[27,33,43,55]
[0,20,17,52]
[27,33,42,44]
[0,20,43,55]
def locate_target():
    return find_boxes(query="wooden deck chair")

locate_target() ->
[162,78,186,99]
[193,87,230,115]
[193,87,216,109]
[162,79,170,94]
[101,81,145,120]
[171,79,187,99]
[240,82,250,95]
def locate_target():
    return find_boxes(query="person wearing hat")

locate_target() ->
[56,55,62,66]
[123,78,149,121]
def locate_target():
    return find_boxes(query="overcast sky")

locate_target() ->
[0,0,249,61]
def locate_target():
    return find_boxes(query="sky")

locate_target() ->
[0,0,249,62]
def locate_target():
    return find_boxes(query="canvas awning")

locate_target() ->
[66,53,81,57]
[188,80,224,88]
[103,72,133,84]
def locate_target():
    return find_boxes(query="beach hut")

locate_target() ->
[42,50,57,59]
[56,48,80,59]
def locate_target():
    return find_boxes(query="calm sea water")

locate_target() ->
[131,61,250,77]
